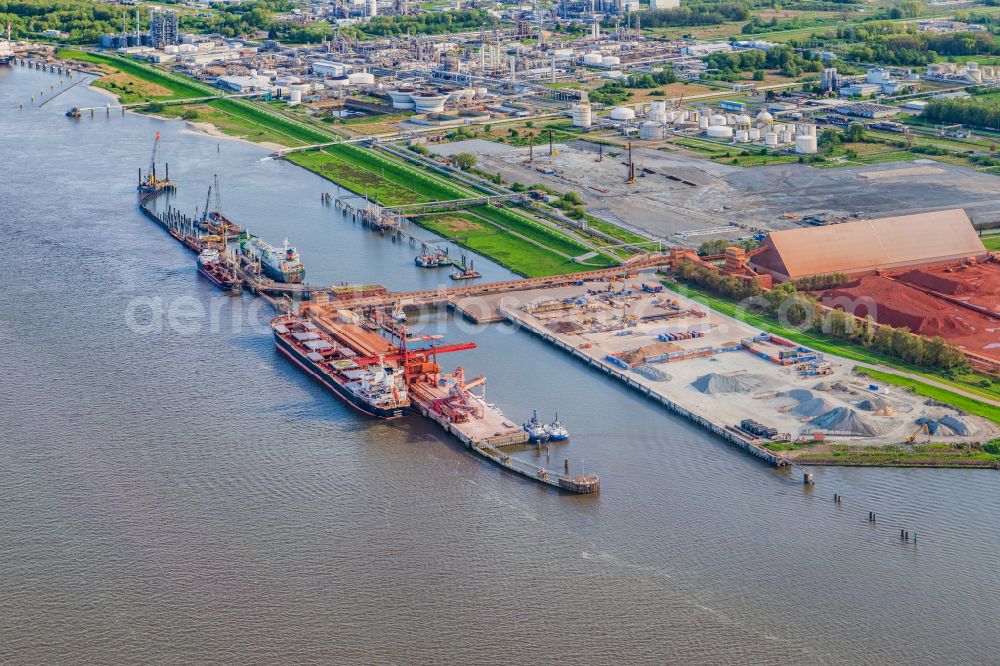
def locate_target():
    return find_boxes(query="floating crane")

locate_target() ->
[137,131,173,193]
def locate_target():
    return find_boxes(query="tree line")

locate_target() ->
[703,46,823,79]
[635,2,749,29]
[843,24,999,66]
[673,260,968,371]
[921,97,1000,131]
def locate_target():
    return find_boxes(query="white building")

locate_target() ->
[650,0,680,8]
[312,60,351,77]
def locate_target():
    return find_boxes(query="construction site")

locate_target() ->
[482,277,999,455]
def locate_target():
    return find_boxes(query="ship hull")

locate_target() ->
[261,263,304,284]
[274,333,406,419]
[198,264,242,293]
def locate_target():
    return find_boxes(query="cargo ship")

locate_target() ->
[272,315,409,418]
[240,235,305,283]
[197,248,242,294]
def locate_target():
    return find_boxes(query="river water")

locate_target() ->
[2,66,999,665]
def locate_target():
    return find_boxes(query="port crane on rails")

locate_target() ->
[351,323,477,385]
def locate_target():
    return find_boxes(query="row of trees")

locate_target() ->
[673,260,968,371]
[358,10,491,37]
[703,46,824,78]
[696,238,760,256]
[845,27,999,66]
[921,97,1000,131]
[637,2,749,29]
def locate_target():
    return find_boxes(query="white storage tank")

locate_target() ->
[735,130,750,143]
[796,134,818,154]
[781,130,794,143]
[710,114,727,126]
[387,90,416,109]
[601,55,621,67]
[706,125,734,139]
[609,107,636,121]
[572,102,593,128]
[583,52,602,66]
[639,121,666,140]
[164,45,179,54]
[288,90,302,104]
[698,115,710,130]
[412,94,448,113]
[648,109,668,123]
[749,128,761,141]
[651,99,667,113]
[348,72,375,85]
[764,132,778,147]
[756,109,773,124]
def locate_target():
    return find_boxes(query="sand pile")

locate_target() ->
[617,341,680,366]
[858,396,895,416]
[821,275,978,338]
[810,407,883,436]
[814,381,833,391]
[692,373,763,394]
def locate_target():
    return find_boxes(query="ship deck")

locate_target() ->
[312,316,395,358]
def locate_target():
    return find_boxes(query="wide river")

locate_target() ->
[2,65,998,665]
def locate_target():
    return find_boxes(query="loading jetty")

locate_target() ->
[135,159,600,494]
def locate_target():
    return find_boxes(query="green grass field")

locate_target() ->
[982,234,1000,252]
[414,212,584,277]
[855,368,1000,425]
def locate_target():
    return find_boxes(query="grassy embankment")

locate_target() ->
[983,234,1000,252]
[659,280,1000,425]
[765,441,1000,468]
[58,51,618,277]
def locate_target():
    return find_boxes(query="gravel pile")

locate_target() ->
[692,373,763,394]
[810,407,883,436]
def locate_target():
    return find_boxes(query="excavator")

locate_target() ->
[906,422,930,444]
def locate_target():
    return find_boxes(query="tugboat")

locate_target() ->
[545,414,569,441]
[523,410,549,443]
[197,247,242,294]
[415,243,450,268]
[239,235,305,283]
[450,253,482,281]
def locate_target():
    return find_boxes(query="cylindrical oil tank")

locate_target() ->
[706,125,734,139]
[698,115,710,129]
[782,130,794,143]
[348,72,375,85]
[735,130,750,143]
[648,110,668,123]
[583,53,602,65]
[749,128,761,141]
[764,132,778,147]
[639,121,666,140]
[601,55,621,67]
[571,103,593,128]
[289,90,302,104]
[796,134,818,154]
[710,114,727,126]
[609,107,636,121]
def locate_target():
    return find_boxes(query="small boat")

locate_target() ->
[415,244,450,268]
[545,414,569,441]
[391,306,406,323]
[523,410,549,443]
[197,247,242,294]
